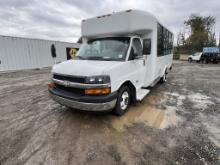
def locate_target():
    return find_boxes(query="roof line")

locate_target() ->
[0,34,79,44]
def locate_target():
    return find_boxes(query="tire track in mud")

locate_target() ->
[0,63,220,165]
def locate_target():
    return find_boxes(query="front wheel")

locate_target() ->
[114,86,131,116]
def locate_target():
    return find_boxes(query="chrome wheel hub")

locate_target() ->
[120,91,129,110]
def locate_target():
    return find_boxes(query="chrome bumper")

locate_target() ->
[50,93,117,111]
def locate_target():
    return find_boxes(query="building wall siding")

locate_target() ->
[0,36,80,71]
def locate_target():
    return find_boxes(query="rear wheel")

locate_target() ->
[160,70,167,83]
[213,59,218,64]
[114,86,130,116]
[188,58,192,63]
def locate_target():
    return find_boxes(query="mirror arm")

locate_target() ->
[134,55,144,60]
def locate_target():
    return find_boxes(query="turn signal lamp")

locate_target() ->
[85,88,111,95]
[48,82,55,89]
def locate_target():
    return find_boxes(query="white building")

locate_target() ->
[0,35,80,72]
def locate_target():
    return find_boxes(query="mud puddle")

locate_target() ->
[110,95,178,132]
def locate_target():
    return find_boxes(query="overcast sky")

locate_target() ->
[0,0,219,43]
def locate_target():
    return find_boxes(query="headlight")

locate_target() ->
[85,75,110,84]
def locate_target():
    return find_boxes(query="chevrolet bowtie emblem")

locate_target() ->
[63,81,70,87]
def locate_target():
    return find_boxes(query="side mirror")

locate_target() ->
[143,39,151,55]
[133,52,139,59]
[134,55,143,60]
[130,48,138,60]
[143,55,147,60]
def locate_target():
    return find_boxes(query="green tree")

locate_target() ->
[184,14,216,51]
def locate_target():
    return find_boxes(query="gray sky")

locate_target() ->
[0,0,219,43]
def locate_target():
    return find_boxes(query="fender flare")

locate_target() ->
[115,80,136,91]
[115,80,137,103]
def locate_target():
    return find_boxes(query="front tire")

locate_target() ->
[114,86,131,116]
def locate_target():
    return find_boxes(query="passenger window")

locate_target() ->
[129,38,143,60]
[157,23,173,56]
[143,39,151,55]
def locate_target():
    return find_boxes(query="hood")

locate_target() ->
[52,60,123,76]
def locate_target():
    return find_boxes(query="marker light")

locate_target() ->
[85,88,111,95]
[48,82,55,89]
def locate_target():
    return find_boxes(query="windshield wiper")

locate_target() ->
[87,56,104,60]
[87,56,117,61]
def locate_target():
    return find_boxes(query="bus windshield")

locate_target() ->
[76,37,130,61]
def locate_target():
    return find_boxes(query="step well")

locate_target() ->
[136,88,150,101]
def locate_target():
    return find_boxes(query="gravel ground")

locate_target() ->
[0,61,220,165]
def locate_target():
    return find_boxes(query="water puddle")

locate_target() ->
[110,98,178,132]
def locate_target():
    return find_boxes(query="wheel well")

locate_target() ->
[169,65,172,71]
[120,81,137,103]
[165,67,168,73]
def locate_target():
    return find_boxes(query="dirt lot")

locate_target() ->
[0,61,220,165]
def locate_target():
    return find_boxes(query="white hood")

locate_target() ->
[52,60,123,76]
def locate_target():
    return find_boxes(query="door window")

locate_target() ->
[129,38,143,60]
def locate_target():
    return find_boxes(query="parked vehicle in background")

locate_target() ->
[201,47,220,64]
[188,52,202,63]
[48,10,173,116]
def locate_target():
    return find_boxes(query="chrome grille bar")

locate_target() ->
[52,78,110,89]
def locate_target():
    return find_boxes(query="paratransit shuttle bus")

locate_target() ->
[48,9,174,115]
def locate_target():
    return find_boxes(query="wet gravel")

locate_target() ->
[0,61,220,165]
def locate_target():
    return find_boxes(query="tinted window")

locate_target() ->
[157,23,173,56]
[157,24,163,56]
[143,39,151,55]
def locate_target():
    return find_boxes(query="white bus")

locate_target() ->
[48,10,174,115]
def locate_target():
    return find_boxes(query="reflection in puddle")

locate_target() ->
[110,97,177,132]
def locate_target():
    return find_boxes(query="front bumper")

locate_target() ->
[49,88,117,111]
